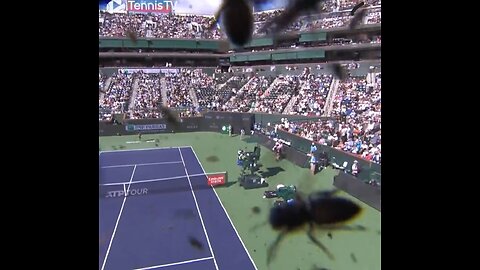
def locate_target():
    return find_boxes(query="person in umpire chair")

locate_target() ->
[272,141,283,161]
[351,160,360,176]
[309,154,318,175]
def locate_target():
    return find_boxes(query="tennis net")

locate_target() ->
[99,171,227,199]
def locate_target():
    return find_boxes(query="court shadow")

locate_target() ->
[217,181,237,188]
[242,136,261,144]
[206,155,220,162]
[173,209,197,220]
[260,167,285,178]
[249,220,268,232]
[311,265,329,270]
[135,184,214,197]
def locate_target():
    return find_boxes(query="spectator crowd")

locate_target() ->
[276,72,381,164]
[99,67,381,164]
[99,4,381,39]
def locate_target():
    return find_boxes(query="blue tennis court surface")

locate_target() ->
[99,146,258,270]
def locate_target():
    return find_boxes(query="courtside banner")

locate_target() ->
[125,124,167,131]
[207,172,227,186]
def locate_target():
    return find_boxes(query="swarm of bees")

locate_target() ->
[267,189,363,265]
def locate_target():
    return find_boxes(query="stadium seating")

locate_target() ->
[99,71,135,121]
[130,72,163,119]
[99,7,381,39]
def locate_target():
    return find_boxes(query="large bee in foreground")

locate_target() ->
[209,0,254,46]
[267,189,364,265]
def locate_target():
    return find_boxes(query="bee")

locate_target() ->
[332,63,349,81]
[252,206,261,214]
[259,0,326,36]
[188,236,204,250]
[158,105,180,130]
[126,28,138,44]
[350,252,358,263]
[350,1,365,16]
[349,6,368,30]
[267,189,363,265]
[210,0,254,46]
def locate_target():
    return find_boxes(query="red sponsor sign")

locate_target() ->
[207,173,226,186]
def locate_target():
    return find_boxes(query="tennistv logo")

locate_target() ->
[103,0,174,13]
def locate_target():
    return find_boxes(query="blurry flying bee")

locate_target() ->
[158,105,180,130]
[267,189,363,265]
[350,252,358,263]
[210,0,254,46]
[188,236,204,250]
[350,1,365,16]
[349,6,368,30]
[353,33,369,43]
[252,206,261,214]
[332,63,349,81]
[126,29,138,44]
[259,0,326,36]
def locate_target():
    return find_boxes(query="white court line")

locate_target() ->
[101,161,183,169]
[100,173,206,186]
[189,146,259,270]
[178,148,219,270]
[133,256,214,270]
[99,146,192,155]
[125,165,137,198]
[101,165,137,270]
[100,172,227,186]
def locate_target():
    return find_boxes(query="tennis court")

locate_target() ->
[99,146,258,270]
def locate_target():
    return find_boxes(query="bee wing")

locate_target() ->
[258,17,275,34]
[208,2,227,30]
[292,190,309,202]
[312,0,328,13]
[259,9,298,36]
[308,189,341,201]
[310,197,362,225]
